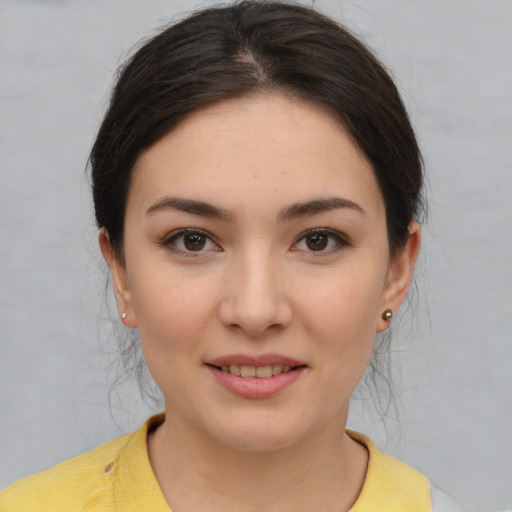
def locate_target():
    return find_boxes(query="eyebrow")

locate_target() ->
[146,197,233,221]
[146,196,364,222]
[277,197,365,222]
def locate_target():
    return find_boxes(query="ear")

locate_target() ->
[99,228,138,328]
[376,221,421,332]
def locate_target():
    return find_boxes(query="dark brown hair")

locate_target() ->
[90,0,424,261]
[91,1,425,416]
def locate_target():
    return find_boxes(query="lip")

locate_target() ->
[205,353,308,399]
[206,353,306,368]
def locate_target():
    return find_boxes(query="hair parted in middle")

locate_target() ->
[90,0,424,418]
[91,0,424,264]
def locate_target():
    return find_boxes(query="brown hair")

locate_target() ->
[90,0,424,262]
[91,1,425,415]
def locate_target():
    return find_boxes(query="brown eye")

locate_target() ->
[163,229,219,255]
[183,233,206,251]
[292,229,348,254]
[306,233,328,251]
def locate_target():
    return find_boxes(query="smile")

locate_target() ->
[205,354,308,398]
[207,362,307,399]
[218,364,295,378]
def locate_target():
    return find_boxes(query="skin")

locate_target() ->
[100,94,420,512]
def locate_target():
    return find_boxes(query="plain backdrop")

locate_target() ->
[0,1,511,510]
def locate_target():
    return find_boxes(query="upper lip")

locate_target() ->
[205,353,307,368]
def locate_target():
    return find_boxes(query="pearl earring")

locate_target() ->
[382,309,393,321]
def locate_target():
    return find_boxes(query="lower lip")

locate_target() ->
[206,366,306,399]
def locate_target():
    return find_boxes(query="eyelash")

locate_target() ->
[160,228,221,257]
[160,228,349,256]
[292,228,350,255]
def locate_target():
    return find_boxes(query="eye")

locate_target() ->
[292,229,348,253]
[162,229,220,255]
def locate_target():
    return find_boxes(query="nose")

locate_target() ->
[217,249,292,338]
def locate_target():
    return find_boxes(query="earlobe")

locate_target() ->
[98,228,138,328]
[377,221,421,332]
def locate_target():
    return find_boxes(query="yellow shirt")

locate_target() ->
[0,414,434,511]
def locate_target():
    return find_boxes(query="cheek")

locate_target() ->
[129,273,219,400]
[294,265,385,375]
[128,264,219,356]
[298,266,384,335]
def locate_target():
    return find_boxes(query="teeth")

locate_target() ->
[272,365,283,375]
[229,365,241,376]
[240,365,256,378]
[220,364,295,378]
[256,366,272,378]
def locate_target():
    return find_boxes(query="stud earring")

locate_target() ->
[382,309,393,321]
[122,313,127,320]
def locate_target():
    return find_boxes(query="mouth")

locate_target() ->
[205,356,307,398]
[207,363,306,379]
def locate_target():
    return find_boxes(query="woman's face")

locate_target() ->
[103,94,418,452]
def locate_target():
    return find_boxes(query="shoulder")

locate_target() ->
[347,430,465,512]
[0,432,131,512]
[348,429,432,511]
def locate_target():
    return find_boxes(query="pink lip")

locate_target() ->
[205,354,308,399]
[206,353,305,367]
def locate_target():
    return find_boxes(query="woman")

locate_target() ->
[0,1,463,510]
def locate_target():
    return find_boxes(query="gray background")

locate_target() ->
[0,1,511,510]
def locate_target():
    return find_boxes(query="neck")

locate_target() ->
[147,408,368,512]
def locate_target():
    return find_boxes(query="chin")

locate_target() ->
[200,411,318,453]
[215,428,302,453]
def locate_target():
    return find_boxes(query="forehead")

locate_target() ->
[128,94,384,219]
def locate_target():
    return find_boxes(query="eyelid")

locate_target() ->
[159,227,349,256]
[291,228,350,253]
[160,228,222,255]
